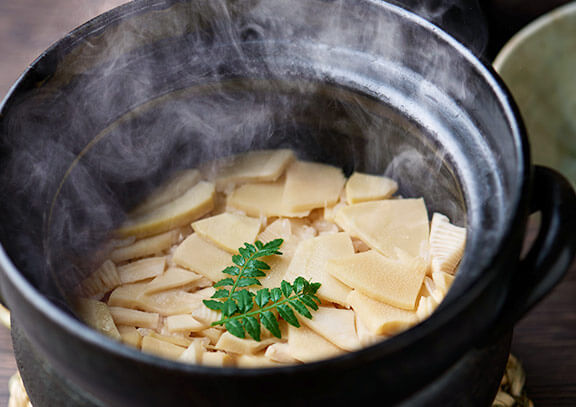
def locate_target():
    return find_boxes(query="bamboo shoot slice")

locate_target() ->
[118,326,142,348]
[78,260,120,299]
[265,343,298,364]
[283,233,354,307]
[178,339,208,363]
[192,212,261,253]
[144,332,193,348]
[228,179,310,218]
[235,354,282,368]
[327,250,426,310]
[299,306,361,351]
[117,181,215,238]
[429,213,466,275]
[200,328,224,345]
[207,149,295,188]
[287,325,344,363]
[347,290,417,335]
[110,230,180,263]
[432,270,455,296]
[117,257,166,284]
[202,351,233,367]
[335,198,429,259]
[144,267,203,294]
[423,276,444,304]
[257,218,292,244]
[109,307,159,329]
[191,305,222,326]
[282,161,346,212]
[132,169,201,215]
[416,295,438,321]
[75,298,121,340]
[345,172,398,204]
[109,283,213,315]
[355,313,389,347]
[172,234,231,282]
[215,332,278,355]
[141,336,186,360]
[165,314,205,333]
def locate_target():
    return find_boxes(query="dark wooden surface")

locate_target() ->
[0,1,575,406]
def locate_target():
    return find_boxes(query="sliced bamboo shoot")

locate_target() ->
[355,313,389,347]
[283,233,355,307]
[228,179,310,218]
[265,343,298,364]
[345,172,398,204]
[429,213,466,275]
[117,326,142,348]
[117,257,166,284]
[299,306,361,351]
[78,260,120,299]
[335,198,429,259]
[257,218,292,244]
[172,234,231,282]
[178,339,209,363]
[327,250,426,310]
[215,332,278,355]
[74,298,121,340]
[202,351,233,367]
[416,295,438,321]
[109,283,213,315]
[347,290,417,335]
[110,230,180,263]
[144,267,203,294]
[145,332,193,348]
[165,314,205,333]
[191,305,222,327]
[287,325,344,363]
[132,169,201,215]
[207,149,295,188]
[432,270,455,296]
[141,336,186,360]
[235,354,282,368]
[192,212,261,253]
[117,181,215,238]
[200,328,224,345]
[282,161,346,212]
[109,307,159,329]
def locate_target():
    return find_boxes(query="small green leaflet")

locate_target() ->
[210,277,322,340]
[202,240,322,341]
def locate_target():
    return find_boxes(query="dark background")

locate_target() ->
[0,0,574,405]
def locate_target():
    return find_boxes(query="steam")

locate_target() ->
[0,0,487,300]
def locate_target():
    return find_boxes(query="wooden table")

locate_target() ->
[0,1,575,406]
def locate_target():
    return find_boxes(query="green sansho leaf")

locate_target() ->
[225,320,245,339]
[261,310,282,338]
[222,299,238,317]
[212,289,230,299]
[254,288,270,308]
[204,239,322,341]
[277,303,299,327]
[203,300,224,311]
[213,278,234,288]
[243,316,261,341]
[291,299,313,319]
[270,287,282,302]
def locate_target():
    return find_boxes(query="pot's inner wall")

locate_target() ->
[0,0,518,313]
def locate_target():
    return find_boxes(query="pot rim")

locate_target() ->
[0,0,530,376]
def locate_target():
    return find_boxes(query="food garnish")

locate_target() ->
[203,239,322,341]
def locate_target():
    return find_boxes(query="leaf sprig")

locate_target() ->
[202,239,322,341]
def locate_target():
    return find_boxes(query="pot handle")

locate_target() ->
[490,165,576,338]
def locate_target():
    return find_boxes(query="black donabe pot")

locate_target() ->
[0,1,575,406]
